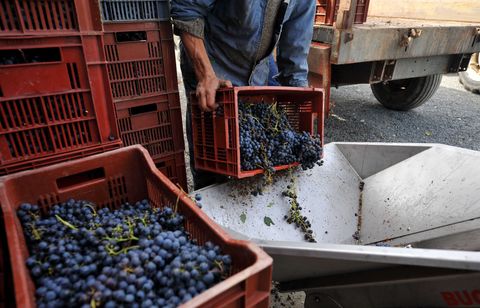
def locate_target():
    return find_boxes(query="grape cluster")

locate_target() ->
[17,199,231,308]
[282,188,316,243]
[239,102,322,171]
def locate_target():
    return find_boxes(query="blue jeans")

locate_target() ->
[268,55,280,86]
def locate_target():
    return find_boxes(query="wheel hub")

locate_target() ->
[467,53,480,81]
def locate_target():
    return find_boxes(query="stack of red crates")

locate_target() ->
[315,0,370,25]
[100,0,187,190]
[0,0,121,176]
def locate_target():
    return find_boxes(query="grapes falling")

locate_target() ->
[239,102,322,172]
[17,200,231,308]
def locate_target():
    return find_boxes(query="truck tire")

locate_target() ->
[370,75,442,111]
[459,53,480,94]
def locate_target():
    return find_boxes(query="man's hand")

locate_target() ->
[196,75,232,111]
[180,31,232,111]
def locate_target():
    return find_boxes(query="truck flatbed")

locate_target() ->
[312,18,480,64]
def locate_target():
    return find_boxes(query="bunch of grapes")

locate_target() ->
[239,102,322,171]
[17,199,231,308]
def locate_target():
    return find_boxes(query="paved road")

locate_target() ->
[325,75,480,150]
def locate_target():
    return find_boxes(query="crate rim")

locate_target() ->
[0,145,273,307]
[99,0,170,23]
[192,86,325,178]
[113,91,180,107]
[101,19,170,29]
[0,31,104,39]
[0,140,122,169]
[0,0,104,35]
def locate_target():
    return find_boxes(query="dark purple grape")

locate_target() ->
[239,102,322,171]
[17,199,232,306]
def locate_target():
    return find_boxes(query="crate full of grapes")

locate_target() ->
[191,87,325,179]
[0,145,272,307]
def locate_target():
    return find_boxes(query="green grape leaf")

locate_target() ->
[240,212,247,224]
[264,216,275,227]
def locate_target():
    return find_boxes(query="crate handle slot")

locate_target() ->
[56,168,106,191]
[115,31,147,43]
[130,103,158,116]
[155,161,166,168]
[0,48,61,66]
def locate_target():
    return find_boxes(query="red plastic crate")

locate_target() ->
[0,35,121,174]
[315,0,370,25]
[103,21,178,101]
[191,86,325,179]
[154,151,188,192]
[334,0,369,24]
[0,145,272,308]
[315,0,336,25]
[0,0,103,36]
[115,93,184,160]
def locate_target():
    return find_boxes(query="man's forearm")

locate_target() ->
[180,31,216,82]
[180,31,232,111]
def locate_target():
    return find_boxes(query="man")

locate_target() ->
[171,0,315,189]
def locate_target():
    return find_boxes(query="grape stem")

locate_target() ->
[27,223,43,240]
[173,193,180,216]
[105,244,140,256]
[55,215,78,230]
[84,203,97,217]
[90,297,97,308]
[214,260,224,272]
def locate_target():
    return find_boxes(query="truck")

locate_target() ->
[308,0,480,113]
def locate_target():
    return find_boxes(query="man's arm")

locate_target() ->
[180,31,232,112]
[171,0,231,111]
[275,1,315,87]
